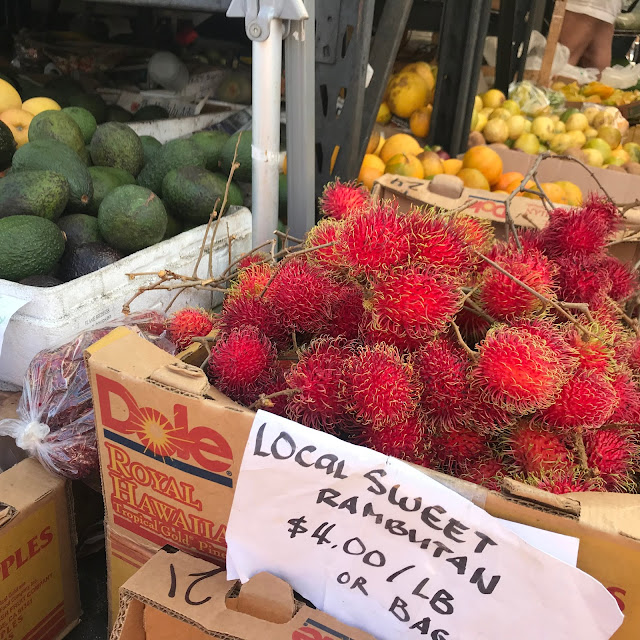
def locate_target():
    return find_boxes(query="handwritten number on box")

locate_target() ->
[168,563,225,606]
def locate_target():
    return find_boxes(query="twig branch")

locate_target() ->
[574,431,588,471]
[247,388,300,411]
[451,320,478,360]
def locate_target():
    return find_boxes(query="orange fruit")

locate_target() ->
[417,150,443,178]
[556,180,583,206]
[366,129,381,154]
[505,178,524,193]
[442,158,463,175]
[457,168,490,191]
[540,182,568,204]
[359,165,384,190]
[386,72,429,118]
[462,145,503,186]
[379,133,422,164]
[0,108,33,147]
[410,105,432,138]
[494,171,524,192]
[385,153,424,179]
[518,180,538,197]
[377,101,392,124]
[361,153,385,172]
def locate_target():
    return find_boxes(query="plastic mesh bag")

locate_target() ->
[0,311,176,480]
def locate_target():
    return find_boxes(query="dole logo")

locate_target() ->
[292,621,355,640]
[96,374,233,473]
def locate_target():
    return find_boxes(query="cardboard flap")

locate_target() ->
[235,572,295,623]
[0,501,18,528]
[148,362,210,395]
[501,478,581,517]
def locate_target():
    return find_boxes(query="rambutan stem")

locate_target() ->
[275,229,304,244]
[532,175,554,211]
[451,320,478,360]
[608,297,640,336]
[221,240,276,277]
[573,431,588,471]
[247,388,300,411]
[463,301,496,325]
[292,330,300,354]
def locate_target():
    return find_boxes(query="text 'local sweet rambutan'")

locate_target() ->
[319,179,370,220]
[285,337,351,430]
[368,265,463,342]
[207,326,276,404]
[341,343,420,428]
[584,427,639,490]
[363,412,428,464]
[166,307,215,351]
[506,422,573,475]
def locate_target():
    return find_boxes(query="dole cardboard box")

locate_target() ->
[0,458,81,640]
[111,548,375,640]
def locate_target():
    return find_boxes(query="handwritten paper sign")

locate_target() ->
[226,411,623,640]
[0,294,27,357]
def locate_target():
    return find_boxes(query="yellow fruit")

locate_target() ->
[0,109,33,147]
[0,79,21,113]
[400,62,435,94]
[556,181,583,206]
[480,107,494,117]
[375,133,386,155]
[385,152,424,179]
[483,118,509,144]
[549,133,572,154]
[21,97,61,116]
[523,119,532,133]
[417,150,444,178]
[531,116,555,142]
[409,105,432,138]
[565,112,588,132]
[457,167,490,191]
[566,130,586,149]
[513,133,540,155]
[462,145,503,186]
[584,138,612,162]
[501,100,521,116]
[359,154,385,189]
[442,158,463,175]
[623,142,640,163]
[482,89,506,109]
[489,108,511,121]
[330,146,339,172]
[507,115,526,139]
[474,112,488,132]
[376,101,392,124]
[605,156,626,167]
[583,106,600,125]
[541,183,568,204]
[379,133,422,164]
[597,125,622,150]
[585,127,598,139]
[610,148,630,164]
[582,148,604,167]
[495,171,524,192]
[474,95,483,112]
[361,153,385,172]
[366,130,381,155]
[386,72,429,118]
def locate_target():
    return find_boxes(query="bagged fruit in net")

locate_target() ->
[0,311,176,480]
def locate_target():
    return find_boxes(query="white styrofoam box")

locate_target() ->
[126,109,240,142]
[0,207,252,389]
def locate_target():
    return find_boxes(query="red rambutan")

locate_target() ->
[219,296,289,349]
[609,370,640,425]
[584,427,639,490]
[341,343,420,428]
[228,263,273,298]
[206,327,277,404]
[324,282,365,340]
[448,214,494,254]
[527,470,606,494]
[429,427,490,471]
[285,337,351,430]
[554,254,611,305]
[236,252,270,271]
[458,456,505,491]
[336,200,411,278]
[626,337,640,374]
[363,412,428,464]
[166,307,215,350]
[600,255,638,302]
[565,329,615,375]
[454,306,491,344]
[464,389,516,433]
[479,248,557,321]
[305,218,345,273]
[368,265,463,342]
[472,323,576,414]
[540,370,617,430]
[506,422,573,474]
[265,259,336,333]
[318,179,370,220]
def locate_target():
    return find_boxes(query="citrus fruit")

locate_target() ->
[417,150,443,177]
[597,126,621,150]
[377,102,392,124]
[584,138,612,162]
[442,158,463,175]
[386,72,428,119]
[494,171,524,192]
[457,167,490,191]
[359,156,385,190]
[556,180,583,206]
[565,112,588,132]
[507,115,526,139]
[379,133,422,164]
[22,97,61,116]
[0,108,33,147]
[482,89,505,109]
[483,119,509,144]
[400,62,435,95]
[513,133,540,154]
[462,145,503,186]
[501,100,521,116]
[582,148,604,167]
[385,152,424,179]
[366,129,381,154]
[410,105,432,138]
[0,78,21,113]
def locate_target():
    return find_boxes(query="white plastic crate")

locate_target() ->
[0,207,252,389]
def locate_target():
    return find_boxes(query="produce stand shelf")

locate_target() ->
[81,0,231,11]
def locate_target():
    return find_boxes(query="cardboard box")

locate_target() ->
[0,458,81,640]
[111,548,375,640]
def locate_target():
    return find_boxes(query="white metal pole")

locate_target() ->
[251,20,283,248]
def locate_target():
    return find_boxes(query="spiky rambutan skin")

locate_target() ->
[506,422,573,475]
[429,427,490,472]
[363,412,428,464]
[242,370,290,417]
[540,370,618,431]
[319,179,370,220]
[626,337,640,374]
[207,327,277,404]
[228,263,273,298]
[324,282,365,340]
[479,248,557,321]
[609,370,640,425]
[464,389,516,433]
[454,306,491,344]
[358,312,424,352]
[448,214,494,254]
[584,427,639,490]
[219,296,290,349]
[601,255,638,302]
[368,265,463,342]
[472,323,576,414]
[236,252,270,271]
[265,259,336,333]
[166,308,215,350]
[458,456,505,491]
[404,210,473,281]
[565,329,615,375]
[285,337,351,430]
[554,254,611,305]
[541,196,619,258]
[526,470,606,494]
[341,344,420,428]
[415,337,471,430]
[305,218,345,273]
[336,200,411,278]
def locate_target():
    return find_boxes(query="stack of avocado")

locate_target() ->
[0,105,250,286]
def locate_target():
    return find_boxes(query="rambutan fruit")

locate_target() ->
[626,337,640,374]
[447,214,494,254]
[415,337,472,430]
[540,370,617,430]
[583,427,639,490]
[609,370,640,425]
[305,218,345,273]
[244,370,290,417]
[565,329,615,375]
[363,412,428,464]
[206,327,277,404]
[236,252,270,271]
[454,306,491,344]
[285,337,351,430]
[227,263,273,298]
[166,307,215,350]
[319,179,370,220]
[219,296,289,349]
[458,456,505,491]
[324,282,365,340]
[336,200,411,278]
[526,470,605,494]
[472,323,576,414]
[368,265,463,342]
[479,248,557,321]
[404,210,473,281]
[464,389,516,433]
[601,255,638,302]
[341,343,420,428]
[264,259,336,333]
[506,422,573,475]
[541,195,619,258]
[554,254,611,305]
[358,312,424,352]
[429,427,490,471]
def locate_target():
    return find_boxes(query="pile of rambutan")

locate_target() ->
[185,180,640,496]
